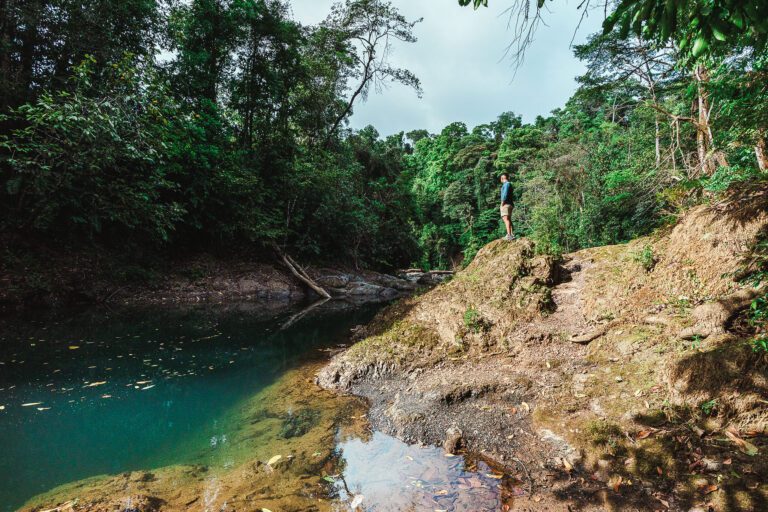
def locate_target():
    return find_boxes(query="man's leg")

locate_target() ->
[502,215,512,238]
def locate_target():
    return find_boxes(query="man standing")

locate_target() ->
[499,173,514,241]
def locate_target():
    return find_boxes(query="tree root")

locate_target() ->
[679,284,765,340]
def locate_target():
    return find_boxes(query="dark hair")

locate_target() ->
[500,173,510,180]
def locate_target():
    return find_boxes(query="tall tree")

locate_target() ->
[0,0,159,109]
[322,0,422,145]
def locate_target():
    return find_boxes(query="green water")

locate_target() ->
[0,302,380,511]
[1,301,515,512]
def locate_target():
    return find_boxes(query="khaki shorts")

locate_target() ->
[500,204,513,218]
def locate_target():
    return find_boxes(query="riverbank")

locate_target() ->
[318,188,768,511]
[0,244,450,313]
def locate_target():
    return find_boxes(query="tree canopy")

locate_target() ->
[0,0,766,277]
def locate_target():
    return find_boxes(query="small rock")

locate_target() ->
[701,458,722,472]
[443,426,463,455]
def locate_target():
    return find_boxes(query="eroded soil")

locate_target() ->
[318,191,768,511]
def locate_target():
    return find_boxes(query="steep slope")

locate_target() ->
[318,188,768,511]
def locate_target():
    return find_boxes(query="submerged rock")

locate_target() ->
[280,408,321,438]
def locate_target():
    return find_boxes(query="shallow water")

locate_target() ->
[1,302,513,511]
[332,431,519,511]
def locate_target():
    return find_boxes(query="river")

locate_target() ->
[0,301,513,511]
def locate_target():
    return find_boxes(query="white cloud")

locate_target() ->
[289,0,603,135]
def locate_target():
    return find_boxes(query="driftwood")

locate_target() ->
[273,245,331,299]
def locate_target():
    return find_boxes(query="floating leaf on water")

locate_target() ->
[83,381,107,388]
[267,455,282,466]
[68,345,80,350]
[37,407,51,411]
[101,394,112,399]
[136,380,152,385]
[0,405,4,410]
[22,402,42,407]
[141,385,155,390]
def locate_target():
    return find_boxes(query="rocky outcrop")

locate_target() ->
[314,268,418,302]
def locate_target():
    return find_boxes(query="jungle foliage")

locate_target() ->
[0,0,767,274]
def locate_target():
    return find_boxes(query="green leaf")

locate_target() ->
[731,11,744,30]
[692,35,709,57]
[712,26,727,42]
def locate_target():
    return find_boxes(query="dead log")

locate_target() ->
[273,245,331,299]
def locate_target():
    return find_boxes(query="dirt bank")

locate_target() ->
[0,247,441,313]
[318,188,768,511]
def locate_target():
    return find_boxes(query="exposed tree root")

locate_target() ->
[679,284,765,340]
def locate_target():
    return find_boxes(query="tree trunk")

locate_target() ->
[756,136,768,172]
[695,66,713,175]
[694,65,728,176]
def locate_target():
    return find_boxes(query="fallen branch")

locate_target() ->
[273,245,331,299]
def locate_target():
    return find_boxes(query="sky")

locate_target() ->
[289,0,604,136]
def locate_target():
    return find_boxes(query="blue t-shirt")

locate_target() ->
[500,182,512,205]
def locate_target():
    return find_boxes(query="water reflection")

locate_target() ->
[332,431,515,511]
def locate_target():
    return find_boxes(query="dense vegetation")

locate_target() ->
[1,0,766,277]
